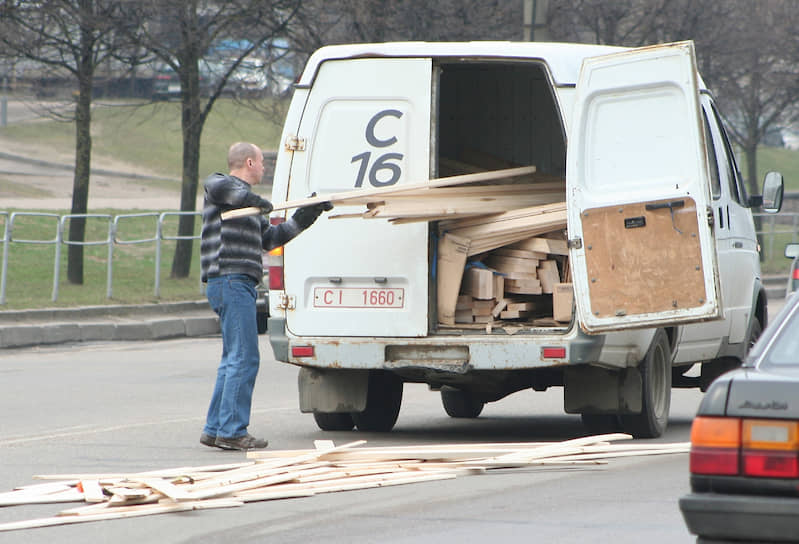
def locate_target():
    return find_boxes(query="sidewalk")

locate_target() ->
[0,301,219,349]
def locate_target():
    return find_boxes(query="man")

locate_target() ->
[199,141,331,450]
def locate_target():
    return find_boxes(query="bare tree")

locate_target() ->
[117,0,302,278]
[0,0,133,284]
[547,0,799,195]
[290,0,521,55]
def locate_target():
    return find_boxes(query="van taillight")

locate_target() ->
[689,416,741,475]
[268,217,285,290]
[792,268,799,281]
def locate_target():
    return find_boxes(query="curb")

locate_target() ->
[0,301,220,349]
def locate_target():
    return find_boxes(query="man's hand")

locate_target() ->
[292,192,333,229]
[258,197,274,215]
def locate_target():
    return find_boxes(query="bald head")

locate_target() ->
[227,142,265,185]
[228,142,261,170]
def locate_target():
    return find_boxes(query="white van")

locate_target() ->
[267,40,784,438]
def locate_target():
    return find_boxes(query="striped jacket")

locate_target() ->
[200,173,302,283]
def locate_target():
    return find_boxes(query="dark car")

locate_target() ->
[680,291,799,543]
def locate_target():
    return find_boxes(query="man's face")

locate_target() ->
[248,149,265,185]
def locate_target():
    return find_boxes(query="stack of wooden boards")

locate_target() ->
[0,434,688,532]
[454,237,573,327]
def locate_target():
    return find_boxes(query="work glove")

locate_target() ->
[291,192,333,229]
[257,197,274,215]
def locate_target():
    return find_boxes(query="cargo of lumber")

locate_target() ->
[0,434,688,532]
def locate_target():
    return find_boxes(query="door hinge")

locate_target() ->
[706,205,715,228]
[277,293,296,310]
[567,237,583,250]
[285,135,306,152]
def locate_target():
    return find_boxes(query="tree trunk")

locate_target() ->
[66,17,95,285]
[170,48,204,278]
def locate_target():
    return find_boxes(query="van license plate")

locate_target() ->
[313,287,404,308]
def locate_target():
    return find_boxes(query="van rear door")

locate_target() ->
[283,57,431,337]
[567,41,722,333]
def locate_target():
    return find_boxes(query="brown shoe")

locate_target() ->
[214,434,268,450]
[200,433,222,448]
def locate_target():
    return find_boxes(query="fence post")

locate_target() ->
[52,217,63,302]
[107,220,115,299]
[155,216,163,298]
[0,212,9,304]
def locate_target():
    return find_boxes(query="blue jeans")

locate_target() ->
[204,274,260,439]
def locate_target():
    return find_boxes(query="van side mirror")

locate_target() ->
[761,171,784,213]
[786,243,799,259]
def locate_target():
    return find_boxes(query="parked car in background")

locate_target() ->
[680,291,799,543]
[785,243,799,295]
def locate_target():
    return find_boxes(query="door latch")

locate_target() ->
[284,135,306,151]
[277,293,296,310]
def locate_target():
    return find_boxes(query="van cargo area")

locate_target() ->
[433,61,571,333]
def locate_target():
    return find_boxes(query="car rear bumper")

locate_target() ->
[680,492,799,542]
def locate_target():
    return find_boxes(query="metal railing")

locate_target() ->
[0,210,201,305]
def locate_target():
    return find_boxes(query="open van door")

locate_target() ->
[567,41,722,334]
[283,57,431,337]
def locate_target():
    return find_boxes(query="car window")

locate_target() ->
[701,107,722,199]
[760,304,799,366]
[710,102,749,204]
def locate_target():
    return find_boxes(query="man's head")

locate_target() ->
[228,142,264,185]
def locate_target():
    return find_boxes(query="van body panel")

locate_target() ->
[567,41,722,333]
[283,58,432,337]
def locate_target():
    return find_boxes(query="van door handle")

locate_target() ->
[645,199,685,211]
[374,277,387,284]
[329,277,342,284]
[733,241,743,249]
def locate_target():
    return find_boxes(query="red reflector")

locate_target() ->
[793,268,799,280]
[268,266,284,290]
[542,347,566,359]
[291,346,314,358]
[743,450,799,478]
[689,446,740,475]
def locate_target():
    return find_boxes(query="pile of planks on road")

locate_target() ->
[0,433,688,532]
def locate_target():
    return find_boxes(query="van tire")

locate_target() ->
[351,371,403,432]
[441,388,484,418]
[619,329,672,438]
[313,412,355,431]
[581,413,621,434]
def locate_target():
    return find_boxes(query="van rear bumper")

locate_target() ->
[266,318,654,371]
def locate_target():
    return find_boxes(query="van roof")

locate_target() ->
[299,41,627,87]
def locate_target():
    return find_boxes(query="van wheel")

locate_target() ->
[441,387,484,418]
[619,329,672,438]
[313,412,355,431]
[580,413,621,434]
[746,316,762,354]
[351,371,403,432]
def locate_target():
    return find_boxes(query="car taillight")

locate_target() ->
[268,217,285,290]
[742,419,799,478]
[689,416,741,475]
[689,416,799,478]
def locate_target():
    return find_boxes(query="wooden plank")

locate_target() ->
[460,267,494,300]
[491,247,548,260]
[221,165,537,219]
[500,309,532,319]
[79,480,106,503]
[510,237,569,256]
[437,233,471,324]
[504,278,542,295]
[485,255,539,274]
[537,260,561,294]
[0,498,243,532]
[491,298,510,317]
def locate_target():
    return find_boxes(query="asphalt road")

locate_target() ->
[0,336,703,543]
